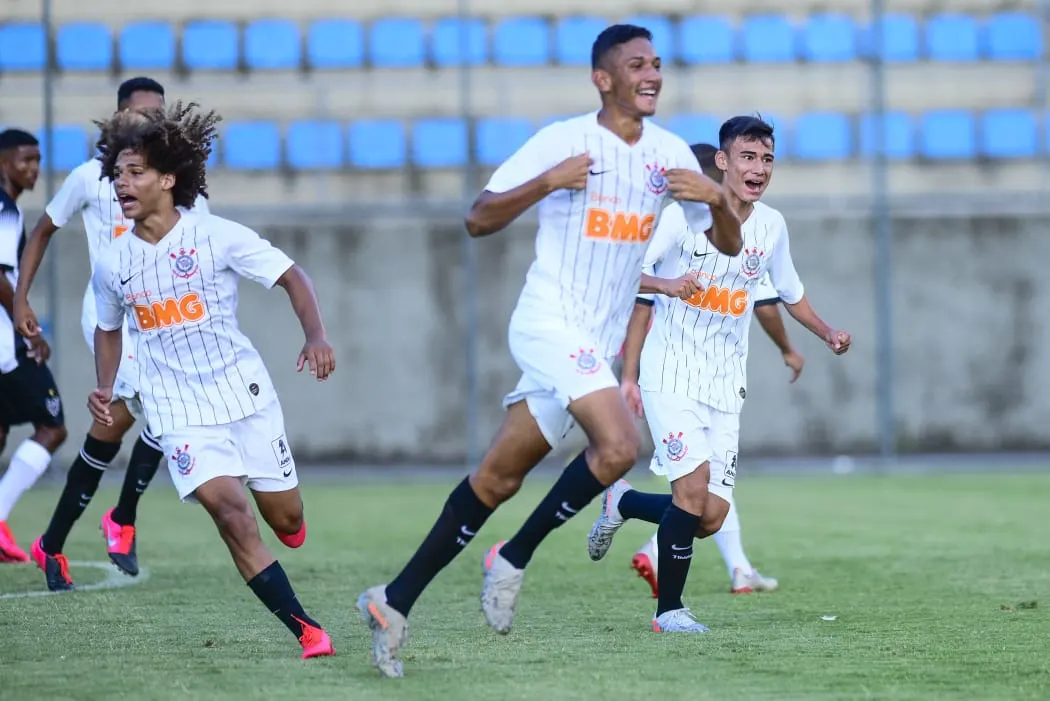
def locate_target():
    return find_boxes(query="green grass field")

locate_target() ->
[0,471,1047,701]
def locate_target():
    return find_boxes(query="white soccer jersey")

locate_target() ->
[91,212,293,436]
[0,191,27,372]
[487,111,713,358]
[638,201,804,413]
[754,274,779,305]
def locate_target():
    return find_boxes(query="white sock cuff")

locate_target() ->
[14,439,53,477]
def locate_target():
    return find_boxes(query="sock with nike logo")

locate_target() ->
[499,451,604,570]
[41,436,121,554]
[247,560,322,638]
[385,477,493,617]
[656,503,700,616]
[111,430,164,526]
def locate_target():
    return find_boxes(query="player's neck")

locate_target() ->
[0,175,20,202]
[596,108,644,146]
[133,208,182,245]
[725,190,755,223]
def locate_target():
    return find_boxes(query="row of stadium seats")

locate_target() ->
[0,13,1040,73]
[19,110,1046,171]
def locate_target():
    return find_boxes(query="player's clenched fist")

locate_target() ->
[88,386,114,426]
[298,334,336,381]
[824,330,851,356]
[665,169,724,205]
[543,153,593,192]
[657,273,702,300]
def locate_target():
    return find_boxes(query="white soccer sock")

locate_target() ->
[647,531,658,552]
[0,439,53,520]
[713,498,752,577]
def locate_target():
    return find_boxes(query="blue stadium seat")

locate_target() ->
[865,14,919,63]
[432,17,487,67]
[925,14,980,62]
[370,18,424,67]
[349,120,406,168]
[860,112,914,159]
[224,122,281,170]
[57,23,112,71]
[556,17,608,65]
[981,109,1038,158]
[412,118,468,168]
[920,110,976,159]
[307,20,364,68]
[663,115,720,147]
[621,15,674,61]
[742,15,796,63]
[678,16,734,64]
[793,113,852,160]
[182,20,239,70]
[120,22,176,70]
[476,117,534,166]
[986,13,1042,61]
[37,126,87,171]
[207,141,219,168]
[760,113,789,156]
[0,23,46,71]
[286,120,345,169]
[802,14,857,62]
[244,19,301,70]
[493,18,550,66]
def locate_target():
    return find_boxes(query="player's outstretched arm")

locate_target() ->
[465,153,591,238]
[665,171,743,256]
[755,302,805,382]
[783,296,851,356]
[639,272,700,299]
[274,264,335,381]
[13,213,60,337]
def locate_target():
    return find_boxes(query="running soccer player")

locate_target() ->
[625,142,804,598]
[0,130,68,562]
[88,102,335,658]
[357,24,743,678]
[13,77,210,587]
[587,116,851,632]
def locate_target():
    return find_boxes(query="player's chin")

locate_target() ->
[633,96,659,117]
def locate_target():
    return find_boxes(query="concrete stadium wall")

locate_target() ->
[11,208,1050,467]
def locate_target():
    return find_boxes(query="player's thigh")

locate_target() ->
[192,474,261,539]
[641,391,714,485]
[567,386,639,463]
[160,424,245,504]
[472,398,554,505]
[705,408,740,505]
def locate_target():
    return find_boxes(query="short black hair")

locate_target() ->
[0,129,39,151]
[718,115,775,152]
[117,77,165,109]
[690,143,717,172]
[591,24,653,70]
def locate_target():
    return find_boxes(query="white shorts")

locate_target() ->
[82,284,140,412]
[502,320,619,450]
[641,389,740,502]
[161,398,298,503]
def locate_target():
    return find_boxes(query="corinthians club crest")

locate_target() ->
[741,247,765,277]
[662,431,688,462]
[645,162,668,195]
[170,248,199,279]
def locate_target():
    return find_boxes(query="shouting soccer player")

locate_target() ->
[87,103,335,658]
[14,78,210,587]
[357,24,742,678]
[0,130,68,562]
[587,115,851,632]
[625,142,804,598]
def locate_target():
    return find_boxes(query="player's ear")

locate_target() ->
[714,149,728,173]
[591,68,613,94]
[159,172,175,192]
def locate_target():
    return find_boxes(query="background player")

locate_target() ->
[89,102,335,658]
[13,77,210,585]
[0,130,68,563]
[626,142,804,598]
[357,24,742,678]
[587,116,851,632]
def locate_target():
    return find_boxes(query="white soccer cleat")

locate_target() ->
[631,535,659,598]
[731,567,779,594]
[481,541,525,634]
[587,479,633,561]
[356,585,409,678]
[652,607,710,633]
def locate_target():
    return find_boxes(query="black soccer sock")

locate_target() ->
[656,503,701,616]
[40,436,121,554]
[619,490,673,524]
[500,451,605,570]
[111,431,164,526]
[385,477,494,617]
[247,560,321,638]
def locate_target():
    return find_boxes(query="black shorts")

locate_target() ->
[0,356,65,431]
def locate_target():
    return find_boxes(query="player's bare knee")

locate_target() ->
[212,498,260,545]
[670,466,710,516]
[470,464,523,505]
[269,508,302,536]
[88,418,129,443]
[589,430,640,483]
[34,424,68,453]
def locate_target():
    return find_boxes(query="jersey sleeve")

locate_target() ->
[0,203,19,272]
[91,255,125,332]
[768,217,805,305]
[753,274,781,307]
[666,136,714,235]
[44,165,89,227]
[218,220,294,289]
[484,124,565,194]
[637,204,687,305]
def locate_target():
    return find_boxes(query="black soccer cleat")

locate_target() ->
[101,508,139,577]
[31,537,75,592]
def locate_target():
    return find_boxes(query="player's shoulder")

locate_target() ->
[754,201,788,230]
[94,234,131,275]
[645,120,690,151]
[199,214,262,246]
[69,158,103,183]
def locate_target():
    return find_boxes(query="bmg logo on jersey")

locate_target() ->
[133,292,208,331]
[584,208,655,243]
[170,248,199,278]
[683,285,749,317]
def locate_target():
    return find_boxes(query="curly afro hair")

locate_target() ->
[95,101,220,209]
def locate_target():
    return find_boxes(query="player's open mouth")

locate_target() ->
[744,179,764,193]
[638,88,659,99]
[118,195,139,211]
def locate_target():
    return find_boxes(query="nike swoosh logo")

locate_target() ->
[460,525,477,538]
[560,501,578,514]
[670,544,691,551]
[589,169,612,176]
[722,479,734,487]
[693,251,712,258]
[119,273,138,285]
[282,467,293,478]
